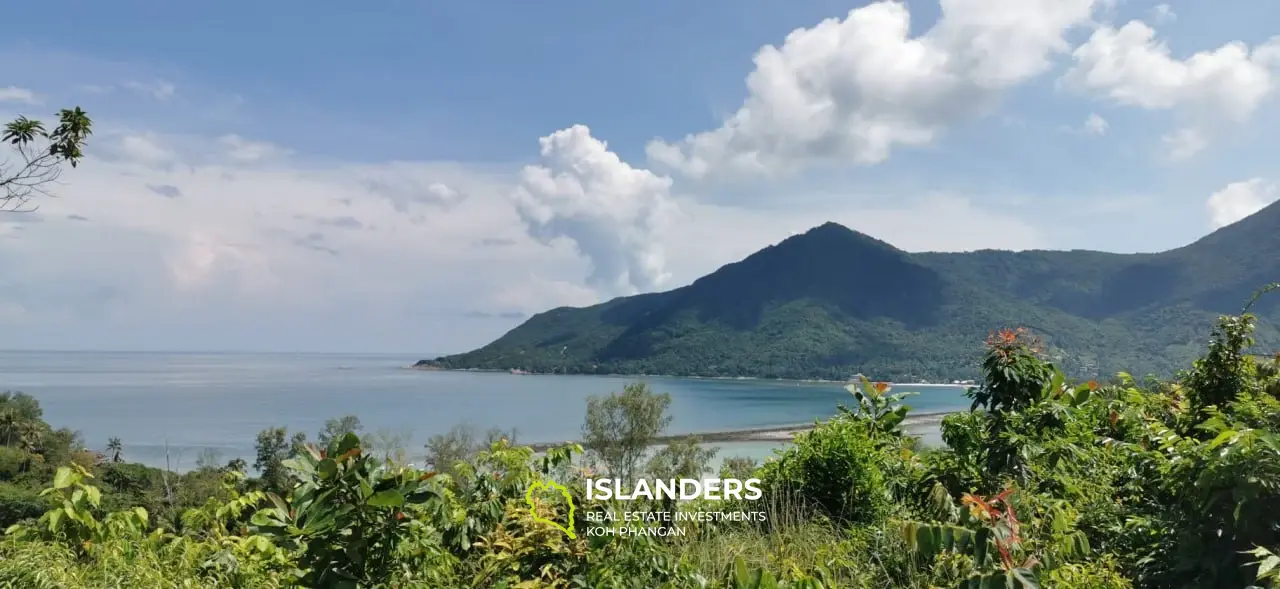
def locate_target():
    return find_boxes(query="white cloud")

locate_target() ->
[219,134,291,163]
[514,124,678,295]
[1162,127,1207,160]
[1150,3,1176,24]
[1062,21,1280,157]
[1085,113,1109,135]
[124,79,177,101]
[0,113,1117,352]
[646,0,1100,180]
[1206,178,1277,229]
[115,133,177,166]
[0,86,41,105]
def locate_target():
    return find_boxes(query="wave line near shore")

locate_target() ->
[525,411,952,452]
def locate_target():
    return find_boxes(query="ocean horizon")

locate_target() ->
[0,350,968,472]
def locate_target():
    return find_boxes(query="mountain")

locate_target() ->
[423,203,1280,381]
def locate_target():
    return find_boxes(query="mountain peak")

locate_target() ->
[779,221,901,254]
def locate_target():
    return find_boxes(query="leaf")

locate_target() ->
[368,489,405,508]
[267,493,290,515]
[280,457,314,475]
[336,432,360,455]
[52,467,74,490]
[317,458,338,480]
[250,511,280,527]
[84,485,101,508]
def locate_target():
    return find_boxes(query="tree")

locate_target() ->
[225,457,248,473]
[424,423,477,477]
[645,436,717,480]
[0,392,46,450]
[366,427,412,468]
[581,382,672,482]
[194,448,223,471]
[317,415,363,447]
[424,424,519,477]
[105,437,122,463]
[719,456,760,480]
[2,107,92,212]
[254,427,306,492]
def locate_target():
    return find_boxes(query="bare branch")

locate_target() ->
[1,107,92,213]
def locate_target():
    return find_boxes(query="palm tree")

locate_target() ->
[0,411,17,446]
[106,437,122,463]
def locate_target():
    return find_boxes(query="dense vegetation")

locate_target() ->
[2,291,1279,587]
[424,216,1280,381]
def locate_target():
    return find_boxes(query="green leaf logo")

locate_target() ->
[525,479,576,539]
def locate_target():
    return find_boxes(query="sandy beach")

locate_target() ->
[526,411,952,452]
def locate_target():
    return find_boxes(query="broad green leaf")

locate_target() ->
[367,489,405,508]
[336,432,360,455]
[317,458,338,480]
[52,467,74,490]
[84,485,101,508]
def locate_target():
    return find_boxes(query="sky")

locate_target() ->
[0,0,1278,354]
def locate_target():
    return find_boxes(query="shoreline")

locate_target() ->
[525,411,952,452]
[407,365,976,388]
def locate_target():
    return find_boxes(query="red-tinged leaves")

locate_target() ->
[419,471,437,482]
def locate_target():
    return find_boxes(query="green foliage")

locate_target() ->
[646,436,717,480]
[719,456,760,480]
[250,432,454,587]
[2,107,93,212]
[316,416,363,448]
[758,415,890,525]
[2,284,1280,587]
[254,427,308,493]
[424,222,1280,382]
[582,382,673,482]
[0,483,44,529]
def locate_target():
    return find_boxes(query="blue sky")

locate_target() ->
[1,0,1278,354]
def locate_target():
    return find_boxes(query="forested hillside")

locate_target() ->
[424,202,1280,381]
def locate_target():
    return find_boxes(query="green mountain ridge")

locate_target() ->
[423,204,1280,381]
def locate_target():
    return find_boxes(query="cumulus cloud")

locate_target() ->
[646,0,1100,180]
[0,86,41,105]
[1207,179,1277,229]
[514,125,677,294]
[1062,21,1280,158]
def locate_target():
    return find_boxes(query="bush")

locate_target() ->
[0,447,33,482]
[0,482,45,529]
[758,416,890,524]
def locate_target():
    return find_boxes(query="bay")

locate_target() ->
[0,350,970,471]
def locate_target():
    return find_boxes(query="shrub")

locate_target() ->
[0,447,32,481]
[758,415,890,524]
[0,482,44,528]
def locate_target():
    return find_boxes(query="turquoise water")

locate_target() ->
[0,351,970,471]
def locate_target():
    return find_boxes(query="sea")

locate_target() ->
[0,351,972,473]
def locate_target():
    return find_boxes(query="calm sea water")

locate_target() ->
[0,351,970,471]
